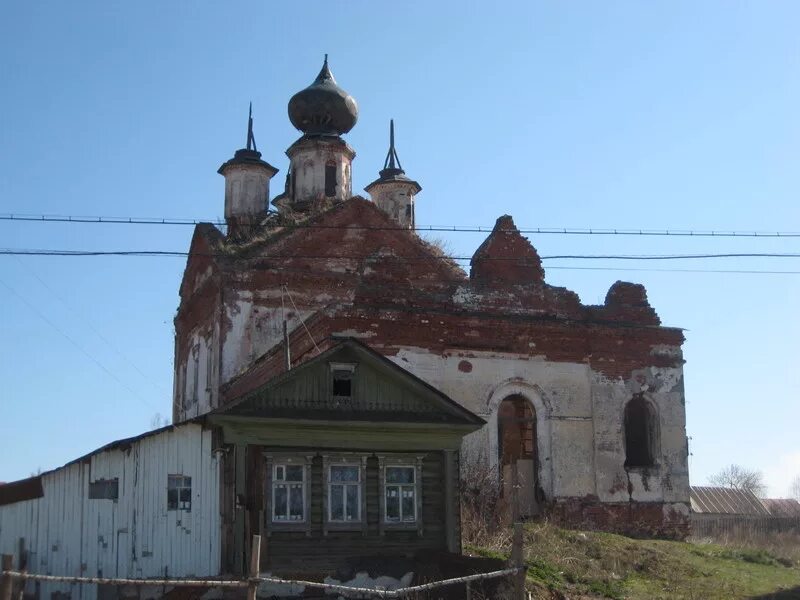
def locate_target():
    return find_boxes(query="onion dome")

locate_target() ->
[288,55,358,136]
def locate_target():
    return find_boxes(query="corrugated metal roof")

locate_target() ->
[761,498,800,517]
[690,486,770,515]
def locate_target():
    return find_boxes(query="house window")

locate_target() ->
[167,475,192,511]
[330,362,356,399]
[88,478,119,500]
[324,163,337,197]
[205,340,213,391]
[328,465,361,522]
[384,466,416,523]
[273,464,305,522]
[624,395,658,468]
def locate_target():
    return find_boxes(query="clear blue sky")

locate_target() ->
[1,1,798,495]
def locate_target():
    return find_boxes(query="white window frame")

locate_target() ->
[321,454,368,534]
[167,474,192,511]
[384,465,417,524]
[327,463,362,522]
[378,454,425,535]
[264,454,313,535]
[271,462,307,523]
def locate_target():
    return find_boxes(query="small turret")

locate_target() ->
[365,120,421,229]
[218,104,278,238]
[277,56,357,212]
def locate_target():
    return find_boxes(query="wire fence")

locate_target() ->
[1,530,528,599]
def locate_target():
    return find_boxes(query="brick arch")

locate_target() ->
[485,381,553,500]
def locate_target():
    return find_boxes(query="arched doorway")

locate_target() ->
[498,395,539,517]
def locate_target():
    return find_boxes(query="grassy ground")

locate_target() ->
[466,523,800,599]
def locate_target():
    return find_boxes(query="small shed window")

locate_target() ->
[88,478,119,500]
[167,475,192,511]
[624,395,658,468]
[324,163,337,197]
[328,465,361,522]
[273,464,305,522]
[384,466,416,523]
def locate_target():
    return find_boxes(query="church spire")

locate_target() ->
[246,102,257,152]
[218,103,278,239]
[383,119,403,173]
[365,120,421,230]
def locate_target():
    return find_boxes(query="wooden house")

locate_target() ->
[0,338,484,597]
[210,337,485,575]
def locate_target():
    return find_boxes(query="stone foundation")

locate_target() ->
[547,497,691,540]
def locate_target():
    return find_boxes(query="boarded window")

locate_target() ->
[497,396,535,466]
[167,475,192,511]
[385,466,416,523]
[88,479,119,500]
[324,163,337,197]
[625,396,657,468]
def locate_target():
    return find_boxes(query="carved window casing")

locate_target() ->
[264,454,313,535]
[322,454,368,535]
[378,454,425,536]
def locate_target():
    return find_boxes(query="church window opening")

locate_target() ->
[624,395,658,468]
[167,475,192,511]
[325,162,337,197]
[498,396,535,466]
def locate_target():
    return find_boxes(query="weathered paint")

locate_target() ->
[0,423,221,599]
[367,179,417,229]
[172,181,691,537]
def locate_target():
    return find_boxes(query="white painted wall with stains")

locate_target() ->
[380,346,689,508]
[0,423,220,600]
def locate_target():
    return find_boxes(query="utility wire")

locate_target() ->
[283,284,322,355]
[0,277,159,412]
[1,248,800,261]
[11,255,170,395]
[2,213,799,238]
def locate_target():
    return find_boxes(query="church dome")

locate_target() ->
[288,56,358,136]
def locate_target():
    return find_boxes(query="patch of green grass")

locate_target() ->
[469,522,800,599]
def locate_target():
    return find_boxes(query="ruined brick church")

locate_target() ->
[174,57,690,538]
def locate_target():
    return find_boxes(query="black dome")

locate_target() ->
[288,56,358,136]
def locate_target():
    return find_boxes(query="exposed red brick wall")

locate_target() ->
[470,215,545,286]
[548,497,690,540]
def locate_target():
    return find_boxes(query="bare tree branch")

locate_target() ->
[708,464,767,497]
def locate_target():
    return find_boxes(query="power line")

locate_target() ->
[2,213,799,238]
[11,255,170,395]
[0,277,160,412]
[1,248,800,261]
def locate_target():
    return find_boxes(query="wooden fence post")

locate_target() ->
[247,535,261,600]
[512,523,525,600]
[1,555,13,600]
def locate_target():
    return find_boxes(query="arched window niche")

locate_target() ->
[624,394,660,469]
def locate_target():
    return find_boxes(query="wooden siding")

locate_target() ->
[0,424,221,600]
[249,450,454,574]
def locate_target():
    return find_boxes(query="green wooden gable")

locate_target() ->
[214,338,483,427]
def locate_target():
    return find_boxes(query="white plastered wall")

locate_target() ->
[383,346,688,505]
